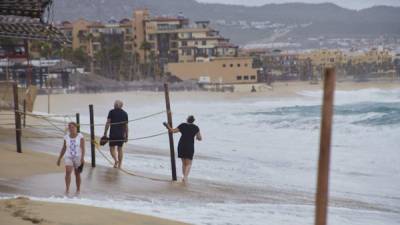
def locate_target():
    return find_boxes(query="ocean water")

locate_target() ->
[20,88,400,224]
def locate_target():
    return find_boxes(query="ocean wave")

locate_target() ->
[237,102,400,127]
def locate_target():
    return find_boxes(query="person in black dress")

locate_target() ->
[103,100,128,168]
[166,115,202,183]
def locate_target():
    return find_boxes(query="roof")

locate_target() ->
[0,0,52,20]
[0,15,70,43]
[215,42,238,48]
[147,16,188,22]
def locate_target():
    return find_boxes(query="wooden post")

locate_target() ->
[315,68,336,225]
[23,99,26,128]
[89,105,96,167]
[76,113,80,133]
[13,82,22,153]
[47,88,50,114]
[164,83,177,181]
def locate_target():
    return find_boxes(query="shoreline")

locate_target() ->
[34,80,400,96]
[1,82,399,225]
[32,80,400,115]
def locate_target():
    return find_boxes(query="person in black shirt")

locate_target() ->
[103,100,128,168]
[166,115,202,183]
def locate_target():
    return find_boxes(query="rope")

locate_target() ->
[16,111,76,118]
[93,140,171,182]
[107,131,168,142]
[80,110,166,127]
[0,113,15,116]
[22,135,64,139]
[6,109,172,183]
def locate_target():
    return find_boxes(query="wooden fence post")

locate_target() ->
[76,113,80,133]
[13,82,22,153]
[23,99,26,128]
[89,105,96,167]
[164,83,177,181]
[315,68,336,225]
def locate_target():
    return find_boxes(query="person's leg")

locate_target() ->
[109,146,118,168]
[74,168,81,194]
[181,158,185,181]
[117,145,123,168]
[65,166,73,194]
[183,159,192,182]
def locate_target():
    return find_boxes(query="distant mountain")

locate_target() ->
[52,0,400,46]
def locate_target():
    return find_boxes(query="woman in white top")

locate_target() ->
[57,122,85,194]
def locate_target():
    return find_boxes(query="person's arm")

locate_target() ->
[124,123,128,142]
[163,122,180,133]
[57,140,66,166]
[104,118,111,136]
[80,137,85,165]
[196,131,202,141]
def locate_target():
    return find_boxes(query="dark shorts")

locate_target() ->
[109,137,124,147]
[178,143,194,160]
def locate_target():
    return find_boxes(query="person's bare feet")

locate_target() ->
[75,190,80,196]
[113,161,119,168]
[65,190,70,196]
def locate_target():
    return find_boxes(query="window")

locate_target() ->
[250,75,256,80]
[244,76,249,80]
[236,76,242,80]
[202,40,207,46]
[195,41,198,45]
[244,63,248,67]
[222,64,226,68]
[182,41,187,47]
[237,63,241,67]
[230,64,233,67]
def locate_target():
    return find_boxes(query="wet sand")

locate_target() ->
[0,126,395,214]
[0,197,188,225]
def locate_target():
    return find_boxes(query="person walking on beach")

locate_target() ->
[103,100,128,168]
[57,122,85,195]
[165,115,202,183]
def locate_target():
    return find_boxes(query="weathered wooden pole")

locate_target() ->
[89,105,96,167]
[76,113,80,133]
[47,88,51,114]
[315,68,336,225]
[164,83,177,181]
[23,99,26,128]
[13,82,22,153]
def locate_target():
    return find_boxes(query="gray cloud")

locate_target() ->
[196,0,400,9]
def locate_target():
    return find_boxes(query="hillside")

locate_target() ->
[52,0,400,46]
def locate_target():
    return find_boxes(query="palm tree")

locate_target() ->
[140,41,152,78]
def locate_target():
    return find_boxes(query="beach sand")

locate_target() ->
[0,197,188,225]
[0,126,189,225]
[0,142,62,179]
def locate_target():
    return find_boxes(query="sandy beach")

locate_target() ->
[1,80,399,225]
[0,197,188,225]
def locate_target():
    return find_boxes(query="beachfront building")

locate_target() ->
[56,9,250,83]
[166,57,257,84]
[297,49,347,68]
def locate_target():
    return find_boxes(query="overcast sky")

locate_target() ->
[196,0,400,9]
